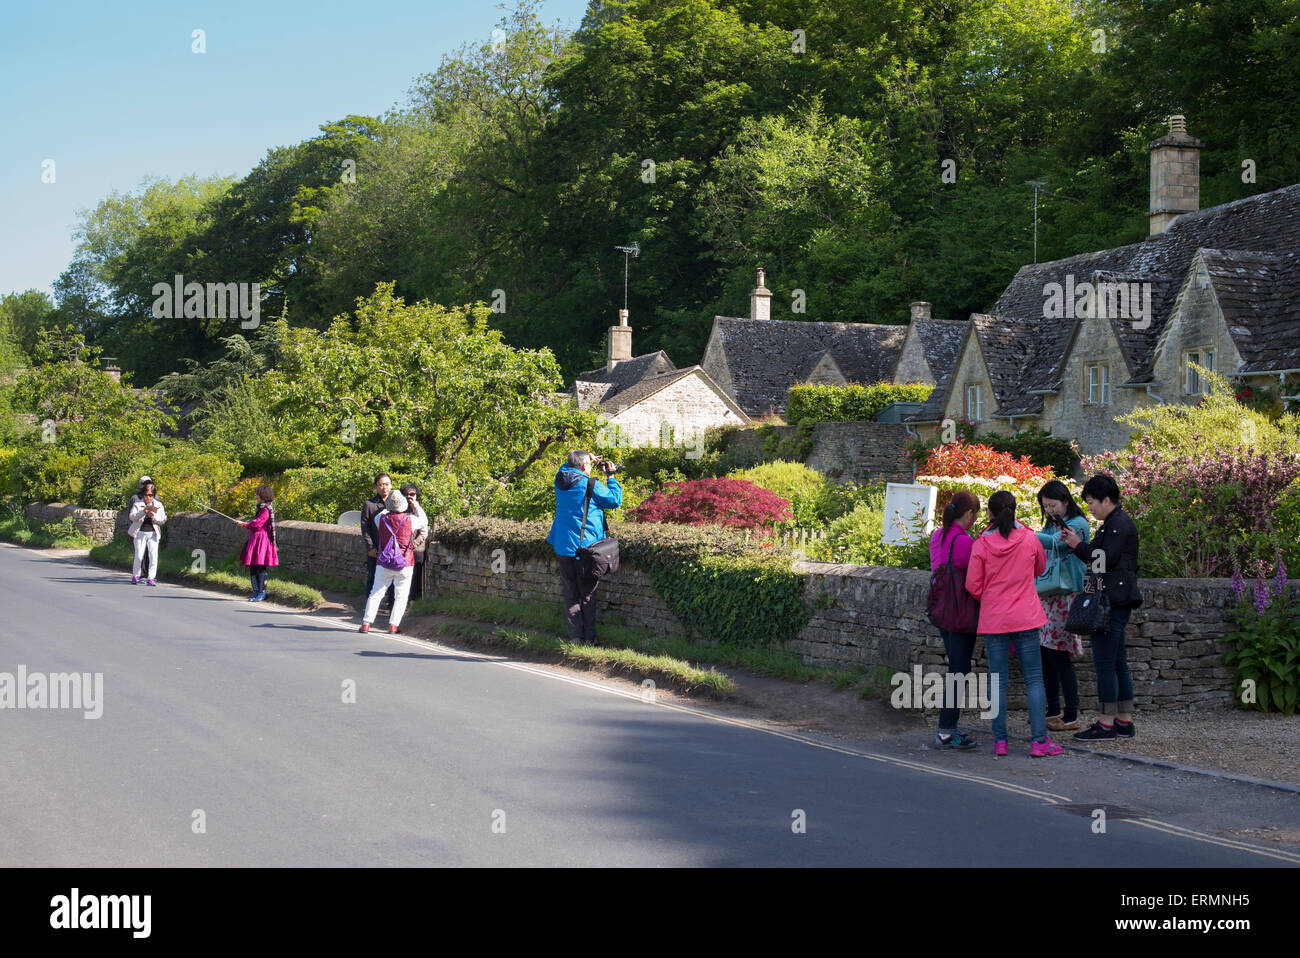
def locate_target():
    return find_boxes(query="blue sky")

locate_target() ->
[0,0,589,299]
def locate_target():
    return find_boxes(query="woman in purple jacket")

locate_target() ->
[239,485,278,602]
[928,491,981,749]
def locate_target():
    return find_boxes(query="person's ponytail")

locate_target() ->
[988,490,1017,538]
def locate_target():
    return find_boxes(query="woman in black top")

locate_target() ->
[1061,475,1142,740]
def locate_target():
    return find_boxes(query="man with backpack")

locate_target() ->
[359,489,427,634]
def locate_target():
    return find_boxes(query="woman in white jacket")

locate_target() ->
[127,481,167,585]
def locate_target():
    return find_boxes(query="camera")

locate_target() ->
[593,456,621,476]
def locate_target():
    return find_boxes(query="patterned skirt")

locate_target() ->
[1039,593,1082,655]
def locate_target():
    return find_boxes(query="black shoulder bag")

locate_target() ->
[1065,569,1111,634]
[575,477,620,579]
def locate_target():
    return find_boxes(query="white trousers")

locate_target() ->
[133,531,159,579]
[364,564,414,626]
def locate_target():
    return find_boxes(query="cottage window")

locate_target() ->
[1185,348,1215,395]
[1086,363,1110,404]
[965,384,984,421]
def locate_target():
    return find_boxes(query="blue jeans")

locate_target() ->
[984,629,1048,744]
[937,629,977,733]
[1091,604,1134,712]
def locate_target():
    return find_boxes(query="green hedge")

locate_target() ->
[786,382,934,425]
[431,517,810,648]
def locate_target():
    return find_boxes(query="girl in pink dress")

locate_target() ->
[239,485,278,602]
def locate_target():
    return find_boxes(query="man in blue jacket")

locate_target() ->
[547,450,623,643]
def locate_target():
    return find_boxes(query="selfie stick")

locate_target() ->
[197,503,242,523]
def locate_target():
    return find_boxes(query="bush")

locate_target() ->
[905,417,977,466]
[786,382,934,425]
[628,478,793,528]
[78,440,154,509]
[1088,441,1300,578]
[9,444,89,504]
[146,444,243,513]
[981,428,1081,478]
[919,441,1057,486]
[727,461,835,527]
[1085,373,1300,578]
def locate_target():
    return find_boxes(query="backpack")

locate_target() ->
[376,513,411,571]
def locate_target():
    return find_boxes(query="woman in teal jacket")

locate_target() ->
[1035,480,1091,732]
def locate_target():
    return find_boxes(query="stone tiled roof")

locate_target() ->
[1200,249,1300,373]
[572,380,616,411]
[917,182,1300,420]
[710,317,907,416]
[912,318,967,381]
[600,367,700,416]
[575,350,676,389]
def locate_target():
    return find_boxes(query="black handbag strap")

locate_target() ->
[577,477,596,546]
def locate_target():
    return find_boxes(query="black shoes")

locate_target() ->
[1113,719,1135,738]
[1074,721,1117,741]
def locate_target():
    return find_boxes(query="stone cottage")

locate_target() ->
[909,116,1300,456]
[700,270,965,418]
[568,309,749,447]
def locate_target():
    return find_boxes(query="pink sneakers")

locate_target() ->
[993,740,1008,756]
[1030,737,1064,757]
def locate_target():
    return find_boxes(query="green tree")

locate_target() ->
[268,284,600,486]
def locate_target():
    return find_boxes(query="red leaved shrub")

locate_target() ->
[919,441,1056,484]
[628,478,793,528]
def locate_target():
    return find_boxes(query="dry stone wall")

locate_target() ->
[24,502,120,543]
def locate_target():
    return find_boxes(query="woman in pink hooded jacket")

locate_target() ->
[966,491,1063,758]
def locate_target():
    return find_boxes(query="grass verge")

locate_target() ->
[88,539,329,609]
[411,592,892,697]
[0,513,95,549]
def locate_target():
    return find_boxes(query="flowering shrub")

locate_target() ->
[1085,437,1300,578]
[1224,561,1300,714]
[628,478,793,528]
[905,418,977,466]
[918,441,1055,486]
[915,474,1062,528]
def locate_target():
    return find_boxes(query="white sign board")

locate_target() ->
[882,483,937,546]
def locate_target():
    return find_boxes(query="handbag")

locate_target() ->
[926,534,979,633]
[1035,543,1071,597]
[575,478,620,579]
[1065,572,1111,634]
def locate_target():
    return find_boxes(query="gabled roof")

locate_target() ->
[939,182,1300,417]
[1199,249,1300,373]
[600,367,700,416]
[910,318,967,381]
[575,350,676,389]
[709,316,907,416]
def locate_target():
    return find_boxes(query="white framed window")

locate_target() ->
[965,384,984,421]
[1085,363,1110,404]
[1185,347,1215,395]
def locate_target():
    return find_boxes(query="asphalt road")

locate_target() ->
[1,544,1296,867]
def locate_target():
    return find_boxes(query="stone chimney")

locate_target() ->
[606,308,632,371]
[909,301,932,321]
[102,359,121,382]
[750,268,772,321]
[1147,114,1203,235]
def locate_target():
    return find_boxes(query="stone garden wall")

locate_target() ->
[24,502,120,543]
